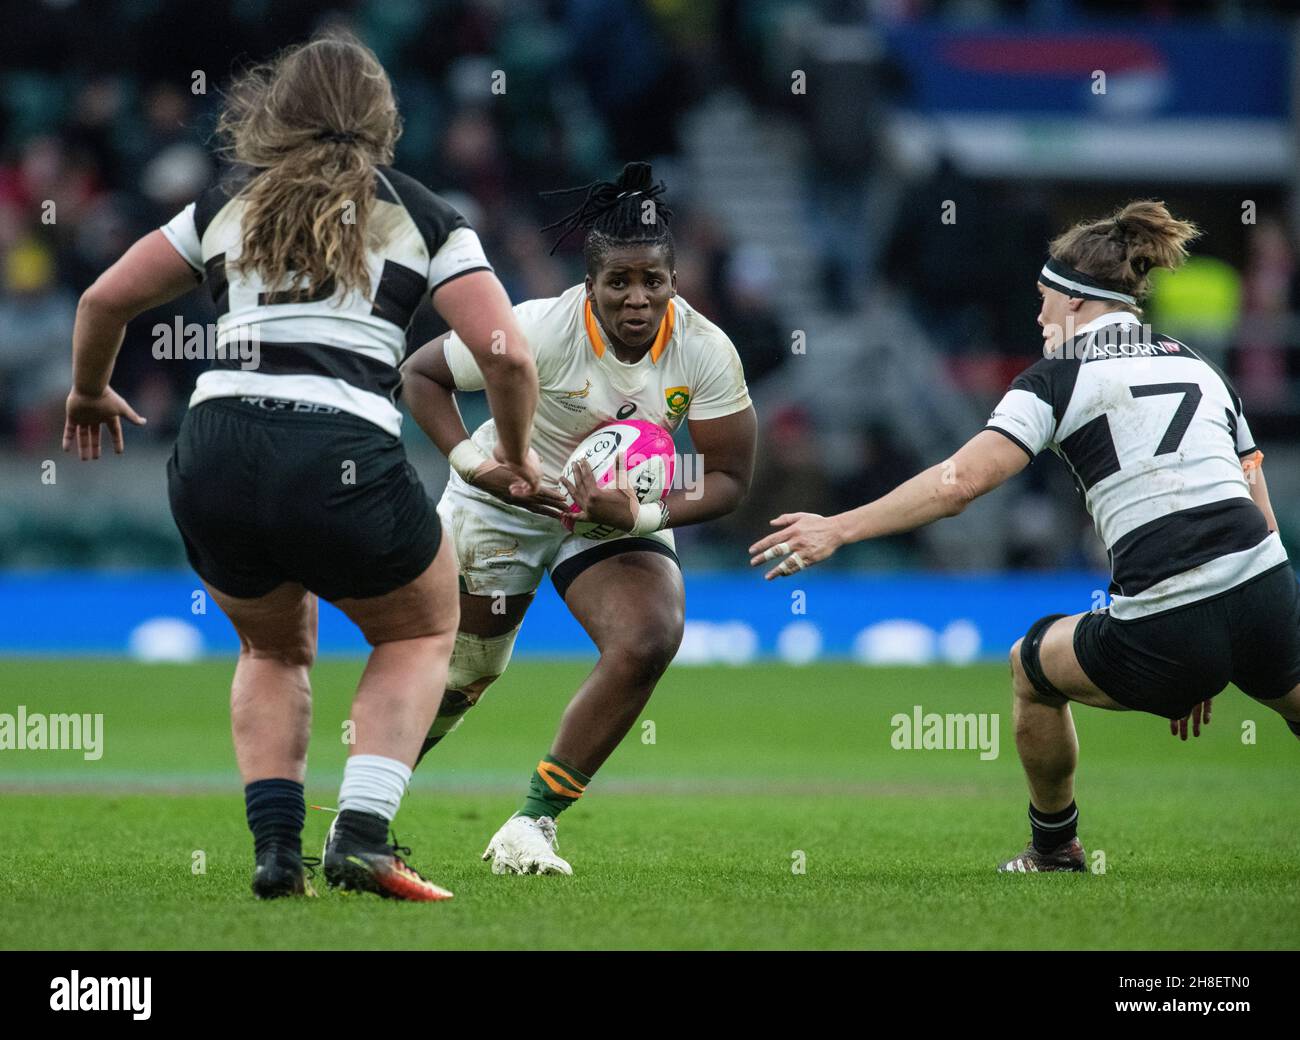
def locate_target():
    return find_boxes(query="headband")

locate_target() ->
[1039,256,1137,306]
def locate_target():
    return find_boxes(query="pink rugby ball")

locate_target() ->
[560,420,676,539]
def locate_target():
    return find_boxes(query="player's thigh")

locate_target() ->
[1246,682,1300,722]
[333,532,459,645]
[437,481,554,606]
[438,485,558,638]
[561,546,685,660]
[1229,564,1300,718]
[1054,603,1233,719]
[460,590,534,637]
[205,580,318,665]
[1032,612,1131,711]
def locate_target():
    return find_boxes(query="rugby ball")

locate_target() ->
[560,420,675,539]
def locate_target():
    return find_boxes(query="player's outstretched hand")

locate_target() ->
[1170,698,1212,740]
[63,385,147,461]
[558,454,638,531]
[476,448,568,519]
[749,512,843,579]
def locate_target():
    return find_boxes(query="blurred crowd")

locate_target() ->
[885,176,1300,429]
[2,0,1298,572]
[0,0,805,453]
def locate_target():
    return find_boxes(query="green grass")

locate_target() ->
[1,659,1297,950]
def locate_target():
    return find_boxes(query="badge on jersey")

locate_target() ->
[665,386,691,419]
[556,379,592,414]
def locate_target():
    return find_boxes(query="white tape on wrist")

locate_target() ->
[630,500,668,536]
[448,439,491,484]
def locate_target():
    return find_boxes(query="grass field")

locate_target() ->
[1,658,1298,950]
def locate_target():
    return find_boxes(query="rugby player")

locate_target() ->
[64,32,540,899]
[402,162,757,874]
[750,200,1300,872]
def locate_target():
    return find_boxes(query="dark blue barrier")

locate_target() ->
[884,24,1287,117]
[0,570,1123,663]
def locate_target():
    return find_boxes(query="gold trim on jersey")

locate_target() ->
[583,298,676,364]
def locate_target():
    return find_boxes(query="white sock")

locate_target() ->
[338,754,412,821]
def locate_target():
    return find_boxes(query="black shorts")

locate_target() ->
[167,397,440,601]
[1073,563,1300,718]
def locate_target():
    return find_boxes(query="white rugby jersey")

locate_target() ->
[987,311,1287,620]
[443,283,751,485]
[160,166,491,435]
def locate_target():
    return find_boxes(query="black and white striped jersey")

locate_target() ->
[159,165,491,435]
[986,311,1287,620]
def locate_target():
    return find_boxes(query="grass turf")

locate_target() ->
[1,659,1297,950]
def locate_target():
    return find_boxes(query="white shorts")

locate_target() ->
[436,472,677,599]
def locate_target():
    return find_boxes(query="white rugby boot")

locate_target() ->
[481,814,572,875]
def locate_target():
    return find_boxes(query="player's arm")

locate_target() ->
[65,229,202,460]
[401,329,563,517]
[749,429,1030,579]
[618,332,756,531]
[430,271,540,492]
[1242,453,1278,533]
[664,405,757,527]
[401,333,474,455]
[1220,375,1275,532]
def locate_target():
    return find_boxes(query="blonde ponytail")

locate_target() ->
[216,30,401,302]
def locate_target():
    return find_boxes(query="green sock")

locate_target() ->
[519,754,591,820]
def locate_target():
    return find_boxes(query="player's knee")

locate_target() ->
[609,627,681,686]
[392,631,458,685]
[1008,638,1035,697]
[426,625,459,661]
[1013,615,1069,706]
[1009,638,1025,675]
[245,640,315,670]
[446,626,520,703]
[422,627,520,748]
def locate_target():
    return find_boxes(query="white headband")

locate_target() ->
[1039,257,1138,306]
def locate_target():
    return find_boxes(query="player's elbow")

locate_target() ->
[478,348,537,397]
[473,336,535,379]
[698,470,749,518]
[935,471,979,516]
[940,487,974,517]
[398,356,444,394]
[78,278,130,323]
[721,471,750,512]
